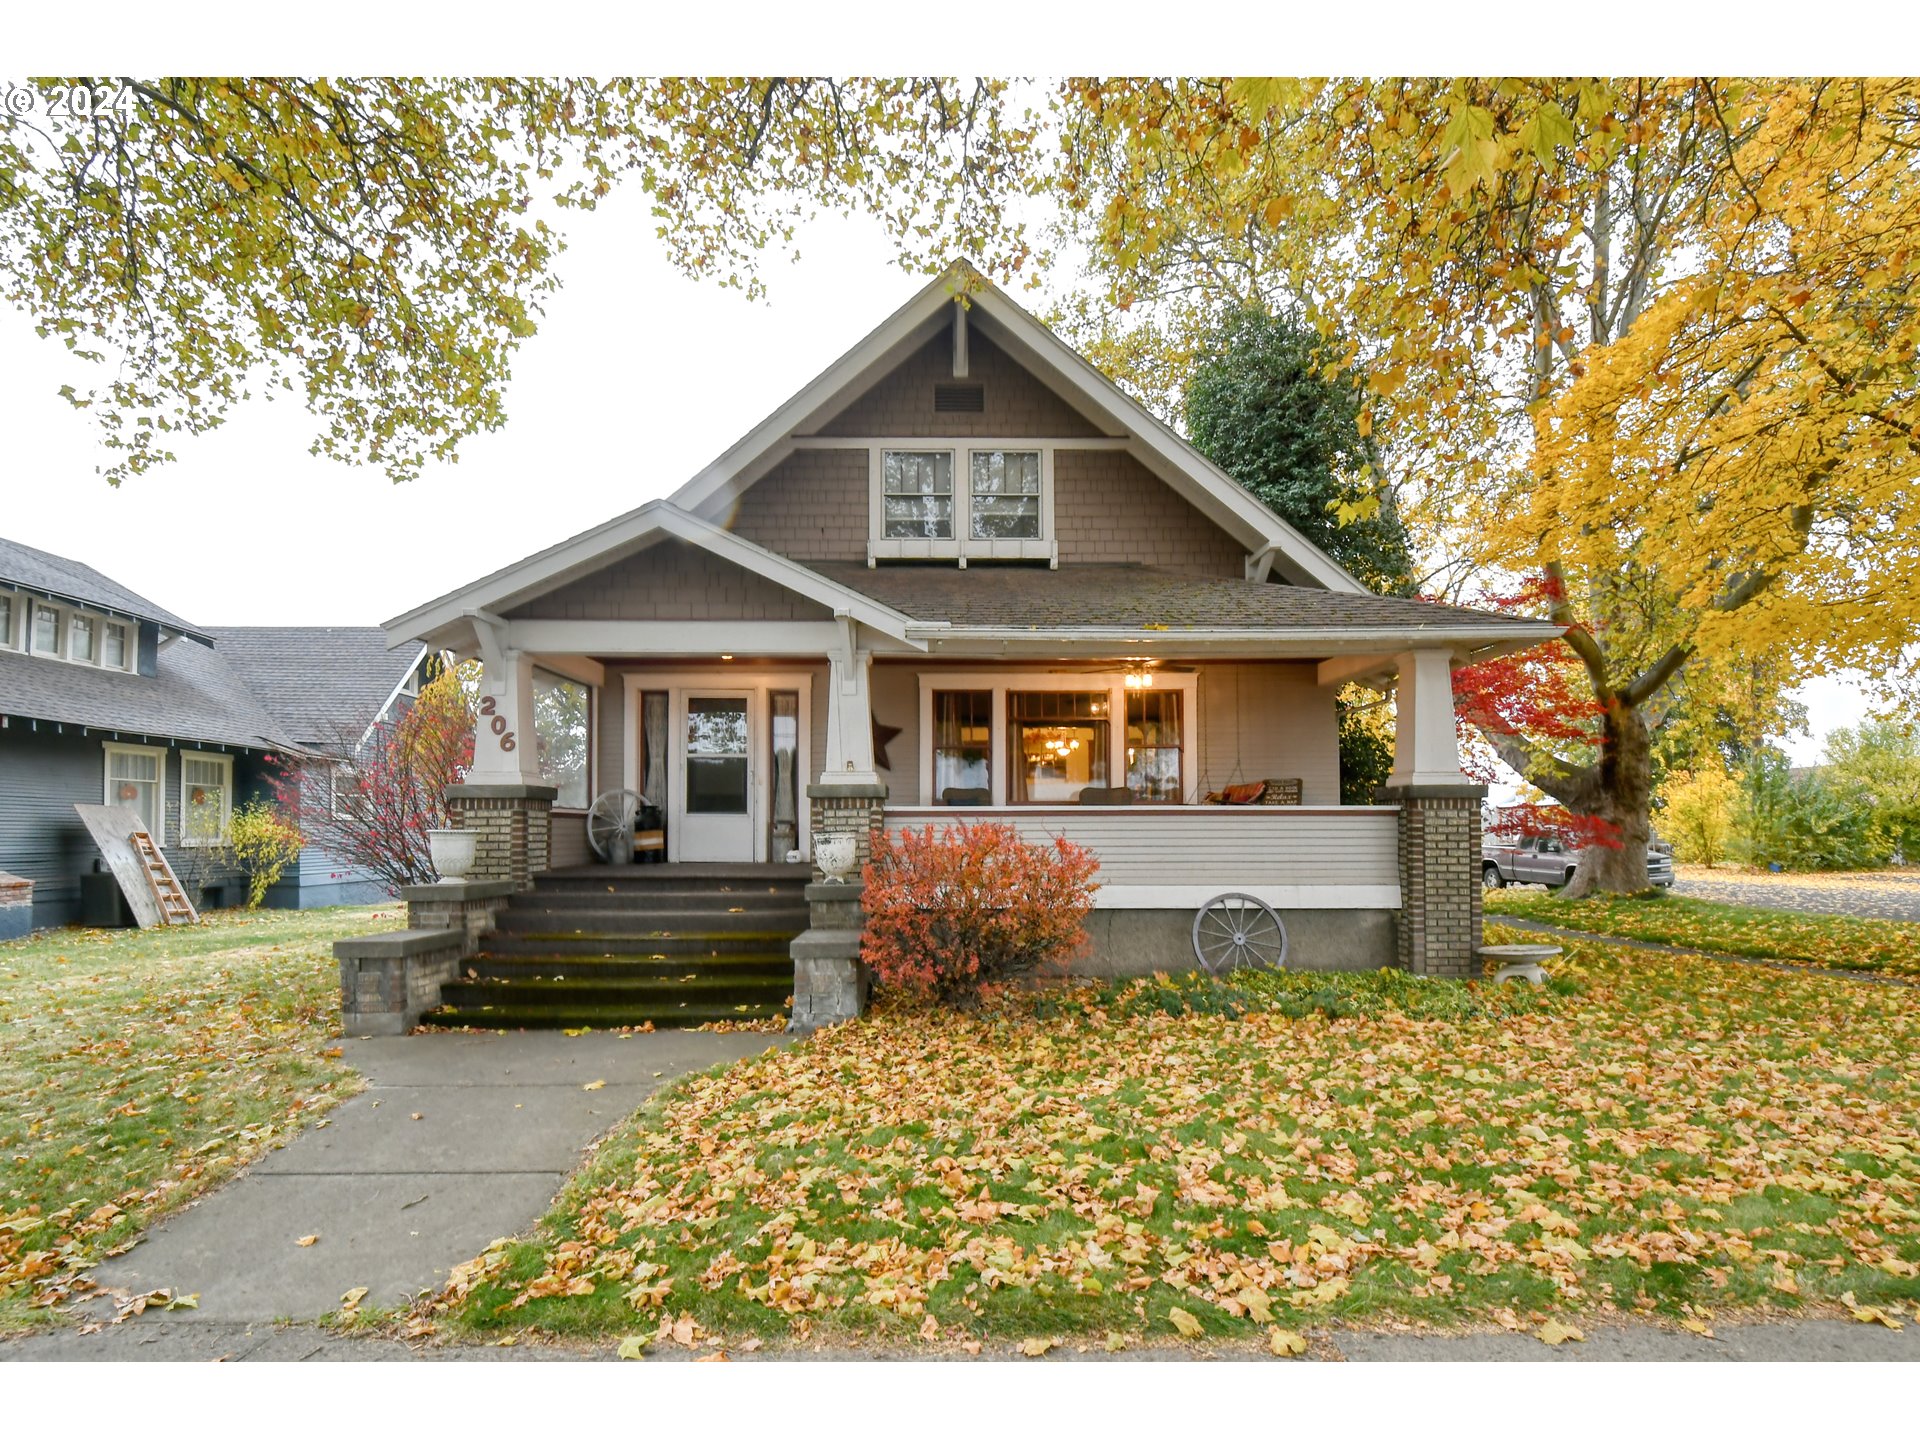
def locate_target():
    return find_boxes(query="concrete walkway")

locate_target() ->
[45,1029,782,1330]
[5,1315,1914,1362]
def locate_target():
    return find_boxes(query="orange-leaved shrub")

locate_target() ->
[860,821,1100,1007]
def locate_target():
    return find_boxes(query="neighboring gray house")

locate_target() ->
[0,537,425,930]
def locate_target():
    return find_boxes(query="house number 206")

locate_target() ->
[478,696,518,752]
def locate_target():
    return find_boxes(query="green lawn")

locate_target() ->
[431,928,1920,1353]
[1485,888,1920,979]
[0,904,395,1330]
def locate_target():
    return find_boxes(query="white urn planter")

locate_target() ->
[427,827,477,883]
[815,834,858,883]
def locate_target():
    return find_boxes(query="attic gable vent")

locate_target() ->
[933,382,985,413]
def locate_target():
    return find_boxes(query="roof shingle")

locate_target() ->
[0,535,204,637]
[809,563,1551,634]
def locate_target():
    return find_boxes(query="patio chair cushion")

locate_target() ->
[1211,781,1267,806]
[942,787,991,806]
[1076,786,1135,805]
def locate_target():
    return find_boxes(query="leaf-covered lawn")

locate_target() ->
[434,930,1920,1352]
[1485,888,1920,979]
[0,905,395,1330]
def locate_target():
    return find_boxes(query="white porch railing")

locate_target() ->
[880,805,1402,910]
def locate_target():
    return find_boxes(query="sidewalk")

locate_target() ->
[6,1315,1914,1362]
[27,1028,782,1330]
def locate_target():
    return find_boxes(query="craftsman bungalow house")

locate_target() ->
[384,264,1559,980]
[0,536,427,931]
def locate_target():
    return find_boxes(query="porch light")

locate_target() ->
[720,654,734,661]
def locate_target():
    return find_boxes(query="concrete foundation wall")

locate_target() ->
[1069,908,1397,977]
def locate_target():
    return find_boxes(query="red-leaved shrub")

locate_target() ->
[860,822,1100,1007]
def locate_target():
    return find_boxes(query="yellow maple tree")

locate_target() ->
[1056,78,1920,892]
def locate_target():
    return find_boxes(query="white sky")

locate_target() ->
[0,75,1884,772]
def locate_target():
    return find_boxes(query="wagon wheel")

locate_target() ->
[1191,892,1288,975]
[585,788,645,861]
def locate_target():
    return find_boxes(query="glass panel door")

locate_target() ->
[675,692,755,861]
[685,697,749,813]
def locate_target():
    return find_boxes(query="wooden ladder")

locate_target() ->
[129,828,199,926]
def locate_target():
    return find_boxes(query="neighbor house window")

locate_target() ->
[1007,691,1110,804]
[932,690,992,801]
[70,613,96,663]
[881,450,954,539]
[181,751,234,845]
[969,450,1042,539]
[531,669,592,810]
[1126,690,1185,802]
[31,601,61,656]
[0,592,13,649]
[330,761,361,819]
[102,621,129,670]
[104,743,167,843]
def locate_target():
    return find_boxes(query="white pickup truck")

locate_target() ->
[1481,833,1674,890]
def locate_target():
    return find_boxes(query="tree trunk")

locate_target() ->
[1562,699,1653,898]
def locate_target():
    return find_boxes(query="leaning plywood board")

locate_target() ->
[74,803,168,928]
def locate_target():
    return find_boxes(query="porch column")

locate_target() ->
[1376,648,1485,979]
[445,642,555,890]
[809,621,887,877]
[821,636,879,786]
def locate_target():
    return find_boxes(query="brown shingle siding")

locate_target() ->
[503,539,834,623]
[1055,450,1247,576]
[811,332,1107,439]
[726,450,868,562]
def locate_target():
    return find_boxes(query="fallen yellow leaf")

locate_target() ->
[584,1080,606,1092]
[1537,1319,1584,1346]
[295,1234,318,1247]
[1168,1307,1204,1338]
[1019,1336,1055,1357]
[1269,1327,1308,1356]
[616,1334,650,1360]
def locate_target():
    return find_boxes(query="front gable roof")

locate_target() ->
[668,262,1368,593]
[384,502,920,650]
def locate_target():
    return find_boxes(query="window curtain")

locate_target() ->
[641,692,669,807]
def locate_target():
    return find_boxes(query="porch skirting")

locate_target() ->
[1072,907,1397,976]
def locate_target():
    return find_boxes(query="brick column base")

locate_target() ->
[806,782,887,879]
[444,783,557,891]
[1376,782,1486,978]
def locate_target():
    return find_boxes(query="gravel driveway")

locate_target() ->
[1673,866,1920,923]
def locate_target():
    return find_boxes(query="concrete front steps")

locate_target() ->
[418,864,808,1031]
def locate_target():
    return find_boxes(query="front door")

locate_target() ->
[675,692,754,861]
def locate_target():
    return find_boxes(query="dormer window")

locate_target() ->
[102,622,128,669]
[31,601,61,655]
[969,451,1042,540]
[0,587,138,670]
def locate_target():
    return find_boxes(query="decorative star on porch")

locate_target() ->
[872,719,903,772]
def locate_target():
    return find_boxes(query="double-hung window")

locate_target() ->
[871,443,1054,561]
[102,622,128,669]
[31,601,61,656]
[969,450,1042,539]
[105,743,168,842]
[881,451,955,540]
[70,613,96,663]
[181,751,234,845]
